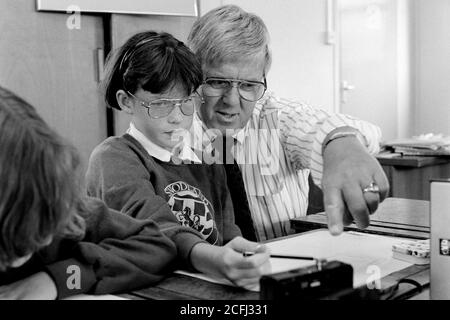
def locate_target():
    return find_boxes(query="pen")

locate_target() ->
[269,254,316,260]
[242,252,315,260]
[243,252,326,271]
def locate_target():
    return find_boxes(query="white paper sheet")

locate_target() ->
[175,229,414,291]
[265,230,413,288]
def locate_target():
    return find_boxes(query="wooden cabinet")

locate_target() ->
[0,1,106,168]
[377,156,450,200]
[0,1,196,166]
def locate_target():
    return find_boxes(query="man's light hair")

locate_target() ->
[187,4,272,74]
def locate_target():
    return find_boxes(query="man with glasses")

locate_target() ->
[187,5,389,241]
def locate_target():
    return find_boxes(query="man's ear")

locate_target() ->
[116,90,134,114]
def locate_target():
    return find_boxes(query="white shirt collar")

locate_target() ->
[127,122,200,163]
[234,127,247,144]
[193,112,248,146]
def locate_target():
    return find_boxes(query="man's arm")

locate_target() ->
[275,96,389,234]
[277,97,381,184]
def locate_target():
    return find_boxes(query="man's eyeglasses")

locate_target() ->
[202,77,267,102]
[127,91,197,119]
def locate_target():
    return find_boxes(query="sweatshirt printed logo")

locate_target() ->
[165,181,218,244]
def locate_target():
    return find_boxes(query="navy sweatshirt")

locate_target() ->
[0,197,176,299]
[86,134,242,268]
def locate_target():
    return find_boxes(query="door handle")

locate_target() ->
[341,80,356,103]
[342,80,355,91]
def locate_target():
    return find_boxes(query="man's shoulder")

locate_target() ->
[250,92,292,127]
[267,92,312,108]
[254,92,312,117]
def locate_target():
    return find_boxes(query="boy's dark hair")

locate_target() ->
[0,86,85,270]
[103,31,203,110]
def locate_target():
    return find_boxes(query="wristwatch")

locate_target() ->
[322,127,366,153]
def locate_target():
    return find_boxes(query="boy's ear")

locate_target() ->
[116,90,134,114]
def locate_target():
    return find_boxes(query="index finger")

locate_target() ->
[237,250,270,269]
[324,187,345,236]
[374,170,390,202]
[227,236,261,253]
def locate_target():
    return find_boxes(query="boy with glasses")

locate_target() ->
[86,31,271,290]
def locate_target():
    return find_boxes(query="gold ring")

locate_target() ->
[363,182,380,193]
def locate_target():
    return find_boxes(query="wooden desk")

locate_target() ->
[129,274,258,300]
[292,197,430,239]
[291,197,430,299]
[408,288,430,300]
[125,198,430,300]
[125,263,428,301]
[377,155,450,200]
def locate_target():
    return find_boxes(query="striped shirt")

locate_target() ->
[191,92,382,241]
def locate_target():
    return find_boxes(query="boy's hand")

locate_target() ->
[190,237,271,291]
[0,272,57,300]
[222,237,272,290]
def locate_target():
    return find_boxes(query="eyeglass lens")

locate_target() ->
[147,99,195,119]
[203,79,265,101]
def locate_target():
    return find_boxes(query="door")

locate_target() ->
[0,0,106,167]
[338,0,398,140]
[216,0,336,111]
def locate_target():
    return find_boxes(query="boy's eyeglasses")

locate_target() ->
[202,77,267,102]
[127,91,197,119]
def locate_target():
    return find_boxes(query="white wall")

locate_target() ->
[199,0,450,138]
[397,0,413,138]
[413,0,450,136]
[199,0,336,111]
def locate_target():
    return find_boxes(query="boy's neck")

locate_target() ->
[127,122,199,163]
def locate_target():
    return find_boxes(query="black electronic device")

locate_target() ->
[260,260,353,300]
